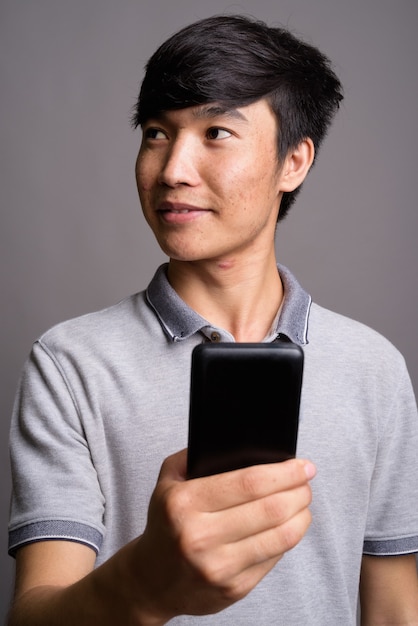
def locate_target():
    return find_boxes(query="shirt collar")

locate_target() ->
[145,263,311,345]
[276,264,311,344]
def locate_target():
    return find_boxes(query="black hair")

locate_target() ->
[132,15,343,220]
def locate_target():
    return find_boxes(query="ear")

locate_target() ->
[278,138,315,192]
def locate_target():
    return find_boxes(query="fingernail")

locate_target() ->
[304,462,317,480]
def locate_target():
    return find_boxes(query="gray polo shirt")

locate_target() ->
[8,264,418,625]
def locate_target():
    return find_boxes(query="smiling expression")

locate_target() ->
[135,99,288,266]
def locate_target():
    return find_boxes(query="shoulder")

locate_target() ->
[307,302,408,378]
[309,302,401,352]
[36,290,151,356]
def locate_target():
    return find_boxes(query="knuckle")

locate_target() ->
[197,561,248,604]
[297,483,313,508]
[280,524,302,552]
[220,576,249,603]
[261,494,287,524]
[281,509,312,552]
[161,484,192,530]
[237,466,263,498]
[261,484,312,525]
[178,522,210,558]
[164,486,183,519]
[193,548,237,593]
[198,558,228,586]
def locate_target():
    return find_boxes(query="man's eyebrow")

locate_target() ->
[141,105,249,127]
[192,104,248,122]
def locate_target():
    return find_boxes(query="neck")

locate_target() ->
[167,251,283,342]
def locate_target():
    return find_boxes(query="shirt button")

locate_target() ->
[210,331,221,342]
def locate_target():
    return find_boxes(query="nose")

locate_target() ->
[158,137,200,188]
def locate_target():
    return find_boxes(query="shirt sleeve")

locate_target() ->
[8,340,105,557]
[363,358,418,556]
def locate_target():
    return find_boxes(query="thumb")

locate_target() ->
[158,448,188,483]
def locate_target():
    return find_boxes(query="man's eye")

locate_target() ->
[206,127,232,140]
[144,128,167,140]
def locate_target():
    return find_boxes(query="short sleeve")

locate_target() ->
[8,340,105,556]
[363,360,418,556]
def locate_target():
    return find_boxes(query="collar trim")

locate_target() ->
[146,263,311,345]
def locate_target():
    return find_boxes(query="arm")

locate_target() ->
[8,450,316,625]
[360,554,418,625]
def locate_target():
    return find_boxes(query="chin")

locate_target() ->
[155,239,206,262]
[166,252,206,263]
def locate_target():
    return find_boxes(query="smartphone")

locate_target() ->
[187,341,304,479]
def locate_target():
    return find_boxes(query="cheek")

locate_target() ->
[221,158,271,205]
[137,179,152,194]
[214,159,250,195]
[135,172,153,211]
[222,155,281,222]
[247,152,281,200]
[135,153,155,193]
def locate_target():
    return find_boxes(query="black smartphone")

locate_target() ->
[187,341,304,479]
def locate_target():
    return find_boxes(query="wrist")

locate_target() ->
[121,536,173,626]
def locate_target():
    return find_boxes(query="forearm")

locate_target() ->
[360,554,418,626]
[8,540,167,626]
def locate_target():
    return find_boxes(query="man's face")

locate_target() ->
[136,99,286,266]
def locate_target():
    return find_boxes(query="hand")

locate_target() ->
[129,449,316,623]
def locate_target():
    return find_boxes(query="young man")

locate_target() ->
[8,15,418,625]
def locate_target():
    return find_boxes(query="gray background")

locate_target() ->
[1,0,417,620]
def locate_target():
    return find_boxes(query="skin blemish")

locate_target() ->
[217,260,235,270]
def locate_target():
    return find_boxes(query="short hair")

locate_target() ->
[132,15,343,220]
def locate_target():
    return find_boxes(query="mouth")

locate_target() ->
[157,201,211,223]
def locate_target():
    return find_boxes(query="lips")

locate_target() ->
[157,201,211,223]
[158,201,207,213]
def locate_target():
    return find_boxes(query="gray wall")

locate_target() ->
[1,0,417,619]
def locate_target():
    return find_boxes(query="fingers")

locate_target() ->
[199,459,316,513]
[232,506,313,567]
[178,507,312,603]
[176,484,312,568]
[225,508,312,599]
[209,482,313,543]
[160,451,316,513]
[157,455,314,573]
